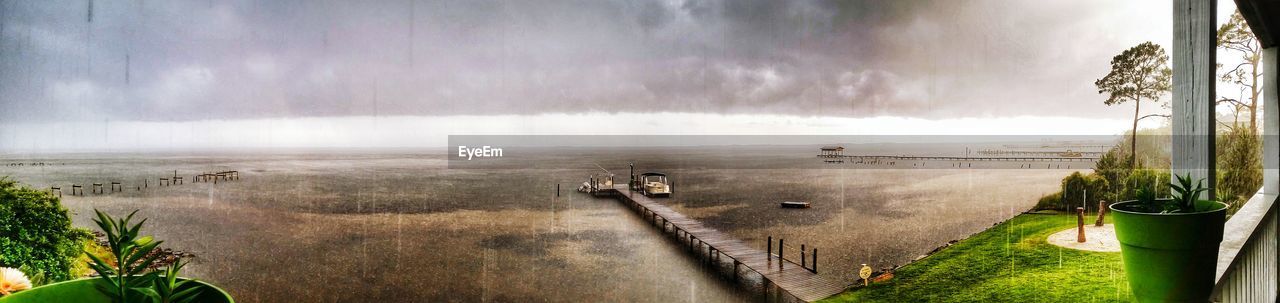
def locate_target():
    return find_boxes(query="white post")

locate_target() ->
[1263,47,1278,194]
[1264,46,1279,300]
[1171,0,1216,199]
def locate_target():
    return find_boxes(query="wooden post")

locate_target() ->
[767,236,772,260]
[779,238,785,269]
[733,260,740,281]
[812,248,818,273]
[1095,200,1107,226]
[556,184,560,197]
[801,244,807,268]
[1171,0,1216,196]
[1077,207,1087,243]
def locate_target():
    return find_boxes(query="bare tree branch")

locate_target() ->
[1217,97,1249,108]
[1137,113,1170,121]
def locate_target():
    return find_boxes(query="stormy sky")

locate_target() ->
[0,0,1253,151]
[0,0,1200,122]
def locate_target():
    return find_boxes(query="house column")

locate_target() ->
[1263,47,1278,194]
[1171,0,1216,198]
[1265,46,1279,296]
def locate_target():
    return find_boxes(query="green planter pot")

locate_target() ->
[1110,199,1227,303]
[0,277,233,303]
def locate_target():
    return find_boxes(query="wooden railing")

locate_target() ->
[1212,44,1278,303]
[1211,191,1278,302]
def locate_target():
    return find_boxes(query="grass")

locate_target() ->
[821,213,1132,302]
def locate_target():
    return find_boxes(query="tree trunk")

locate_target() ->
[1131,96,1140,169]
[1250,57,1260,133]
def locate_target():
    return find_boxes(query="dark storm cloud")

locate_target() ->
[0,0,1166,122]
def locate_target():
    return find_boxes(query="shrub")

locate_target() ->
[0,178,91,283]
[1217,126,1261,212]
[1038,172,1110,211]
[1123,169,1170,202]
[1034,192,1062,211]
[1093,147,1131,193]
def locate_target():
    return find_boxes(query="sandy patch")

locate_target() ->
[1047,224,1121,252]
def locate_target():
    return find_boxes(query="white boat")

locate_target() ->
[781,201,811,208]
[638,172,671,197]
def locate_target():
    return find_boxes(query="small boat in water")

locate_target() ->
[781,201,811,208]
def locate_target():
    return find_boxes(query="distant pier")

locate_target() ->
[818,154,1099,162]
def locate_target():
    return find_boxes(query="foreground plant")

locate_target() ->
[153,259,203,303]
[1134,173,1210,213]
[0,267,32,296]
[84,209,163,303]
[1169,173,1211,212]
[1112,173,1228,302]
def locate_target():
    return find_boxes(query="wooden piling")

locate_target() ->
[812,248,818,273]
[767,236,772,260]
[778,238,784,269]
[801,244,807,268]
[1076,207,1086,243]
[1095,200,1107,226]
[733,260,741,281]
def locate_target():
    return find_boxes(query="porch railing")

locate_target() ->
[1211,190,1279,302]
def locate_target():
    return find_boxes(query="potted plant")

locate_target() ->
[1110,173,1228,302]
[0,210,233,303]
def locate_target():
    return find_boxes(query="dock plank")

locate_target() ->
[601,186,849,302]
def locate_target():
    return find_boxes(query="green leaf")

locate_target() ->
[129,253,164,276]
[125,240,162,272]
[131,286,162,303]
[173,290,206,303]
[95,281,121,298]
[171,286,206,303]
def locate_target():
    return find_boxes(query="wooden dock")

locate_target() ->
[819,154,1099,162]
[976,150,1105,156]
[599,186,848,302]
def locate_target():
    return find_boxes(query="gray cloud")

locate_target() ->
[0,0,1171,122]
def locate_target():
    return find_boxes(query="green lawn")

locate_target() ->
[821,213,1132,302]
